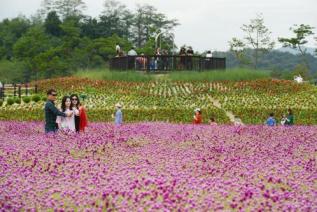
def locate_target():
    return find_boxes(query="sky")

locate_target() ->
[0,0,316,52]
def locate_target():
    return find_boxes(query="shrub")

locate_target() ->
[14,97,21,104]
[0,100,3,107]
[22,96,31,104]
[32,95,41,102]
[42,96,47,102]
[7,98,14,106]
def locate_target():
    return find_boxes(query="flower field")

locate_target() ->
[0,121,316,210]
[1,77,317,124]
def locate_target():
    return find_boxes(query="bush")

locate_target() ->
[0,100,3,107]
[32,95,41,102]
[14,97,21,104]
[6,98,14,105]
[42,96,47,102]
[22,96,31,103]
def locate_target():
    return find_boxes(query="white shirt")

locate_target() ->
[116,45,121,52]
[128,49,137,56]
[56,108,79,132]
[206,53,213,58]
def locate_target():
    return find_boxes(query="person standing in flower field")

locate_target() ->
[70,94,88,132]
[193,108,202,124]
[266,113,277,126]
[113,103,123,126]
[285,109,294,126]
[56,96,79,132]
[44,89,73,133]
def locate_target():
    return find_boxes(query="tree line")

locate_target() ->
[0,0,178,81]
[228,14,317,78]
[0,1,316,83]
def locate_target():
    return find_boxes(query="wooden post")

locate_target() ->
[18,85,21,98]
[14,84,17,97]
[25,84,28,96]
[2,83,5,99]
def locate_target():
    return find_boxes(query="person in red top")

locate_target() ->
[193,108,202,124]
[71,94,88,132]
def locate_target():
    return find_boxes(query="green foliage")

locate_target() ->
[14,97,21,104]
[32,95,41,102]
[0,17,30,60]
[292,64,310,80]
[278,24,315,71]
[44,11,62,36]
[6,98,14,106]
[0,100,3,107]
[42,96,47,102]
[229,14,274,69]
[22,96,31,103]
[0,60,25,83]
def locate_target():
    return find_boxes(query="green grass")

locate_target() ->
[75,68,271,82]
[166,68,271,82]
[75,68,155,82]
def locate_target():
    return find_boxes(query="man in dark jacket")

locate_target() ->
[45,89,72,133]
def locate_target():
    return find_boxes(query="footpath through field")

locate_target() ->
[208,96,241,124]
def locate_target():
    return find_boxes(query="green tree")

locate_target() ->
[291,63,310,80]
[0,17,31,59]
[39,0,86,19]
[132,4,179,48]
[278,24,314,70]
[13,25,51,81]
[98,0,133,39]
[228,37,251,67]
[237,14,275,69]
[44,11,62,36]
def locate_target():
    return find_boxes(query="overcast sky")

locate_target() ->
[0,0,316,51]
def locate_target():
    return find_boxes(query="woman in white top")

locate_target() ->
[56,96,78,132]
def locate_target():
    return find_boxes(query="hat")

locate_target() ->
[194,108,201,112]
[115,103,122,108]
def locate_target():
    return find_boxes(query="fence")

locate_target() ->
[109,55,226,72]
[0,83,38,100]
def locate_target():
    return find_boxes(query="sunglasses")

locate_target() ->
[51,93,57,96]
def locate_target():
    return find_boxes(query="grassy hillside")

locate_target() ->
[74,68,271,82]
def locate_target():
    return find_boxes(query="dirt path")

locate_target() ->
[208,96,242,124]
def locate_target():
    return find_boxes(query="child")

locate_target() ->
[193,108,202,124]
[209,117,217,126]
[114,103,123,126]
[266,113,276,126]
[281,114,287,126]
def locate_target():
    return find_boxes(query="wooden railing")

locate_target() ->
[110,55,226,72]
[0,83,38,100]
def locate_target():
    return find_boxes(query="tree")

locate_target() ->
[239,14,275,69]
[13,25,52,81]
[39,0,86,19]
[228,37,251,67]
[44,11,62,36]
[278,24,314,70]
[0,17,31,59]
[98,0,133,39]
[131,4,179,48]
